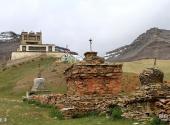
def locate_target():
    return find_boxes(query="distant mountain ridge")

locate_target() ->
[0,31,20,42]
[106,28,170,62]
[0,31,20,63]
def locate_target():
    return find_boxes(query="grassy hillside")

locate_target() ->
[1,58,169,125]
[122,59,170,81]
[0,57,137,125]
[4,58,169,100]
[0,57,71,99]
[0,98,134,125]
[0,57,54,98]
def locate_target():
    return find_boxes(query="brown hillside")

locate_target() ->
[106,28,170,61]
[13,61,72,95]
[13,62,139,95]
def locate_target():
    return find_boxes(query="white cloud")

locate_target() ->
[0,0,170,56]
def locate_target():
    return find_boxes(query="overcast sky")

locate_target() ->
[0,0,170,56]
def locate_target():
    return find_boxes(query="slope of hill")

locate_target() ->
[0,57,70,98]
[1,57,170,99]
[106,28,170,61]
[122,59,170,81]
[0,57,135,125]
[0,31,20,63]
[0,57,170,124]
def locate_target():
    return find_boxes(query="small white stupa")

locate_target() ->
[31,64,45,93]
[31,77,45,92]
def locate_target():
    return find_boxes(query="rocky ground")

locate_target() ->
[28,67,170,124]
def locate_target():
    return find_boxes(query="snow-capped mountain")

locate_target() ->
[0,31,20,63]
[106,28,170,61]
[0,31,20,42]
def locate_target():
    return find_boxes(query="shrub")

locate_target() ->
[109,106,123,119]
[149,116,168,125]
[86,111,99,117]
[2,67,7,71]
[49,106,63,120]
[12,64,18,68]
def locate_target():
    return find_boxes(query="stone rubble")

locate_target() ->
[139,68,164,85]
[121,69,170,122]
[29,94,117,119]
[28,80,170,121]
[26,52,170,123]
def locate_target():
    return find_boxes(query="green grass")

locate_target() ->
[0,57,136,125]
[0,57,55,99]
[0,99,135,125]
[2,58,169,125]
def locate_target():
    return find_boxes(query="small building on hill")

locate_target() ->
[18,32,56,52]
[10,31,78,60]
[21,32,42,44]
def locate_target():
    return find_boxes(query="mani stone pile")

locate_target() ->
[121,68,170,122]
[29,94,118,119]
[139,68,164,85]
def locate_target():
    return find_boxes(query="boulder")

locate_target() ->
[139,68,164,85]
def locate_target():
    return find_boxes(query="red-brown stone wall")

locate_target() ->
[67,78,121,95]
[66,64,122,96]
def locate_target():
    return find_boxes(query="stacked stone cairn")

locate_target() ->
[122,67,170,123]
[139,68,164,85]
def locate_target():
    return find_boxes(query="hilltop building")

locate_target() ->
[18,32,55,52]
[10,31,77,61]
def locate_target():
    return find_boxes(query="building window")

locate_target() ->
[37,36,40,41]
[26,42,38,45]
[28,46,46,51]
[22,46,26,51]
[29,36,36,40]
[24,35,27,40]
[48,46,52,52]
